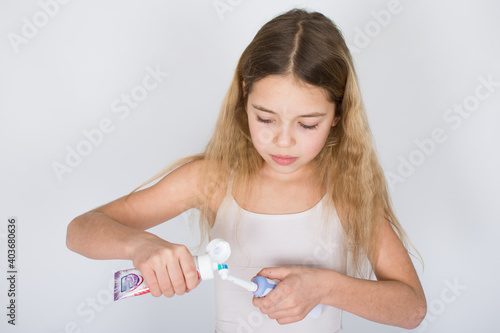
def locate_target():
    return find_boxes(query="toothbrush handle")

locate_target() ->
[227,274,259,292]
[252,276,277,297]
[252,276,323,318]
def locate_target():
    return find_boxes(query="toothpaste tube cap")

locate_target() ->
[206,239,231,264]
[196,254,214,281]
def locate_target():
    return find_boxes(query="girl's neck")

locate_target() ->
[251,163,325,199]
[259,163,316,186]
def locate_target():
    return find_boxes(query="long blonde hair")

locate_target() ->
[134,9,415,277]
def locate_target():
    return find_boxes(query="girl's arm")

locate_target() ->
[252,219,427,329]
[66,160,205,297]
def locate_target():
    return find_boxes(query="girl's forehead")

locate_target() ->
[248,75,334,114]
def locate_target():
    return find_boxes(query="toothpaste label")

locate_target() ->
[114,268,150,301]
[121,273,144,293]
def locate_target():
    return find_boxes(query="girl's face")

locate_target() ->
[246,75,340,180]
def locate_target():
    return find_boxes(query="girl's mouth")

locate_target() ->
[271,155,298,166]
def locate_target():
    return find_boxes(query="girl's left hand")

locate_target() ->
[252,266,327,324]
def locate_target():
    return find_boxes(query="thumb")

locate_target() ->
[254,267,292,281]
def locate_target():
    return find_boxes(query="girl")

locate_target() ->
[67,8,426,332]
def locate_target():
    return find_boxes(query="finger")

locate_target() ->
[154,263,174,297]
[141,266,163,297]
[276,314,306,325]
[268,302,307,323]
[253,292,285,314]
[253,296,274,315]
[165,256,187,296]
[253,283,299,316]
[254,297,304,324]
[254,267,292,281]
[179,254,199,291]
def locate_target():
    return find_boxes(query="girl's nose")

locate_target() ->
[274,126,295,148]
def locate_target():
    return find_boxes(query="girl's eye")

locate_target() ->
[300,123,318,130]
[256,116,318,130]
[257,116,272,124]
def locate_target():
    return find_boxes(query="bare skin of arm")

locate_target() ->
[66,160,207,297]
[253,218,427,329]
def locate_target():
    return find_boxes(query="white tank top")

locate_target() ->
[210,183,346,333]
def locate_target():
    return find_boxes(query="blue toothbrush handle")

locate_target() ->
[252,276,322,318]
[252,276,277,297]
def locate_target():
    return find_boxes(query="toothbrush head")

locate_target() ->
[217,264,229,279]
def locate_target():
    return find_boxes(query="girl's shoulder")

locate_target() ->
[178,159,228,214]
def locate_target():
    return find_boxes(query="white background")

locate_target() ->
[1,0,499,332]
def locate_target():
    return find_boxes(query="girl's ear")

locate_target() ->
[331,115,341,127]
[242,81,251,101]
[331,104,341,127]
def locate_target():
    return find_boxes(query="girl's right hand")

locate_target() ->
[130,234,200,297]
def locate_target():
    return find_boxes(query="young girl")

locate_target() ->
[67,8,426,332]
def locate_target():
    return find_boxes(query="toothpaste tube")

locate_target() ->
[114,239,231,301]
[114,268,150,301]
[114,254,216,301]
